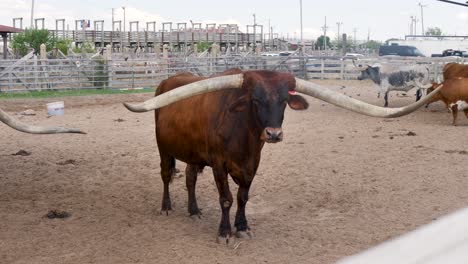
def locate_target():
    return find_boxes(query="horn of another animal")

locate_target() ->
[294,78,443,118]
[352,59,369,71]
[123,74,244,112]
[415,79,433,89]
[0,108,85,134]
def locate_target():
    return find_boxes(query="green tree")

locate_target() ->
[315,35,331,50]
[425,27,442,36]
[10,29,72,57]
[364,40,382,51]
[196,41,211,52]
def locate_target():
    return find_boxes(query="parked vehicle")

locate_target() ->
[378,45,425,57]
[431,49,468,58]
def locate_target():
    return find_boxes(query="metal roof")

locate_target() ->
[0,25,23,33]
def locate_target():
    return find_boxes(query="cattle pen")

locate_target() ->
[0,51,465,93]
[2,78,468,263]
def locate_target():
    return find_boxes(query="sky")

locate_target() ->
[1,0,468,42]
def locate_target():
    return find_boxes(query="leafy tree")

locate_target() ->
[72,41,96,54]
[11,29,72,57]
[315,35,331,50]
[11,29,55,56]
[425,27,442,36]
[196,41,211,52]
[364,40,382,51]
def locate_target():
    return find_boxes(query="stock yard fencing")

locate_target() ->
[0,54,464,93]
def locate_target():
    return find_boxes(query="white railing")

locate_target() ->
[0,55,464,92]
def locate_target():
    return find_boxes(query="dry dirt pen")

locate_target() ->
[1,79,468,264]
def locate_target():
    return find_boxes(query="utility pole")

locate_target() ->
[112,8,115,31]
[30,0,35,28]
[268,18,271,51]
[253,13,256,50]
[122,6,126,32]
[300,0,304,52]
[336,22,343,45]
[409,16,413,35]
[321,16,328,50]
[419,2,427,35]
[353,28,358,50]
[413,16,418,35]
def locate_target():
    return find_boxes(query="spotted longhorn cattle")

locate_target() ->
[354,61,432,107]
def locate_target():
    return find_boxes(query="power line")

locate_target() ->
[436,0,468,7]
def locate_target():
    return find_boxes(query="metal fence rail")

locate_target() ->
[0,55,464,92]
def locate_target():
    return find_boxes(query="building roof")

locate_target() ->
[0,25,23,33]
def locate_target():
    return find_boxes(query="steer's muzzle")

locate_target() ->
[262,127,283,143]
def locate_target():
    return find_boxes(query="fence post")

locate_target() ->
[163,44,169,78]
[39,43,49,90]
[105,44,112,89]
[340,60,345,80]
[320,59,325,80]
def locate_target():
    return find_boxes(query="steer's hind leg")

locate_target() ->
[451,104,459,126]
[212,166,233,244]
[384,91,389,107]
[235,182,254,239]
[160,154,175,215]
[463,109,468,120]
[186,164,203,217]
[416,89,422,101]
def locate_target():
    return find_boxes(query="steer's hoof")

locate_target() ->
[217,235,236,246]
[160,209,172,216]
[236,230,255,239]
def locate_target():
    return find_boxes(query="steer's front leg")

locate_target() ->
[212,167,233,244]
[235,183,254,239]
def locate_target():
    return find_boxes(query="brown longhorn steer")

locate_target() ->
[426,79,468,125]
[443,62,468,79]
[124,69,442,244]
[426,63,468,109]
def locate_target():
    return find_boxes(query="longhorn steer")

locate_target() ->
[354,61,432,107]
[425,63,468,108]
[124,69,442,244]
[425,79,468,125]
[443,62,468,79]
[0,107,84,134]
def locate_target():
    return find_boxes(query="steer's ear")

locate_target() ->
[229,95,249,112]
[288,94,309,110]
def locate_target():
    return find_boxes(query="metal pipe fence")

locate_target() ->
[0,55,464,93]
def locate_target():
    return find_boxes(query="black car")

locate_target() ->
[378,45,425,57]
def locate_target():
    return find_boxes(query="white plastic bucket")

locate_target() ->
[46,101,64,116]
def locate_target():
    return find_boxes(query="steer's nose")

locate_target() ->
[264,127,283,143]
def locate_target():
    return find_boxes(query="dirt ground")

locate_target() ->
[2,80,468,264]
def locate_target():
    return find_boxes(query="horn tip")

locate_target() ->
[123,102,141,112]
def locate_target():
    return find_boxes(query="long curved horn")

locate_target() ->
[295,78,443,118]
[124,73,244,112]
[0,108,85,134]
[415,79,433,89]
[352,59,369,71]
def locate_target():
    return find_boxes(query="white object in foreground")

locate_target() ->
[337,207,468,264]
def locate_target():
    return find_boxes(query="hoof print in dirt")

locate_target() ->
[12,150,31,156]
[57,159,77,166]
[46,210,71,219]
